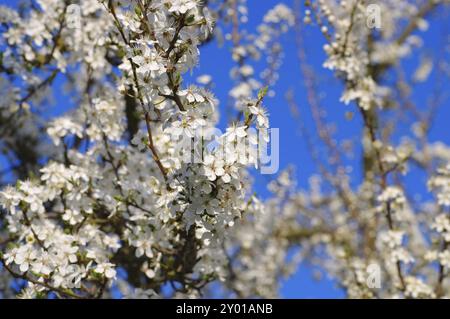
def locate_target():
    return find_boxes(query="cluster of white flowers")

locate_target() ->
[0,0,284,299]
[0,0,448,300]
[274,0,448,299]
[377,186,406,215]
[377,230,414,265]
[223,170,300,297]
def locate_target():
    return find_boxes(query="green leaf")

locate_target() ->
[258,86,269,100]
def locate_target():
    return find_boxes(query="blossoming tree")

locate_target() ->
[0,0,449,299]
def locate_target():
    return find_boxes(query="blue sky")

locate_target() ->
[1,0,449,298]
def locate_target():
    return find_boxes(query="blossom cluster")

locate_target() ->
[0,0,277,298]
